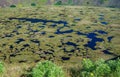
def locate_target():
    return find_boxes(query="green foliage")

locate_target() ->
[80,58,120,77]
[10,5,16,8]
[54,1,62,5]
[95,63,111,76]
[32,61,64,77]
[107,60,117,71]
[31,3,36,6]
[82,59,94,71]
[116,59,120,71]
[0,61,4,74]
[108,59,120,77]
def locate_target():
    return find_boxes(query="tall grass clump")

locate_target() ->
[32,61,64,77]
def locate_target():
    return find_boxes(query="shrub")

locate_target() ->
[81,59,95,77]
[95,63,111,76]
[82,58,94,71]
[95,59,110,75]
[10,5,16,8]
[32,61,64,77]
[81,59,111,77]
[116,59,120,71]
[54,1,62,5]
[107,60,117,71]
[31,3,36,6]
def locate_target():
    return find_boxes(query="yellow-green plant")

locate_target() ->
[80,58,120,77]
[32,61,64,77]
[94,59,111,77]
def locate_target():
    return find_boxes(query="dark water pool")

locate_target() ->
[15,38,25,44]
[23,44,30,47]
[30,39,40,45]
[74,18,81,21]
[102,50,116,56]
[95,30,107,34]
[76,31,86,35]
[101,22,108,25]
[108,36,114,42]
[85,33,104,50]
[66,41,77,47]
[77,31,104,50]
[9,18,68,26]
[48,35,55,38]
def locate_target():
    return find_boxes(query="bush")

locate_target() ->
[82,59,94,71]
[10,5,16,8]
[31,3,36,6]
[54,1,62,5]
[108,59,120,77]
[32,61,64,77]
[95,63,111,76]
[80,58,120,77]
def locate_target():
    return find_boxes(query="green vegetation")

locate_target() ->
[0,59,120,77]
[31,3,36,6]
[0,3,120,77]
[54,1,62,5]
[0,61,4,75]
[32,61,64,77]
[10,5,16,8]
[70,58,120,77]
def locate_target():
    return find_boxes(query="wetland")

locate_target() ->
[0,6,120,65]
